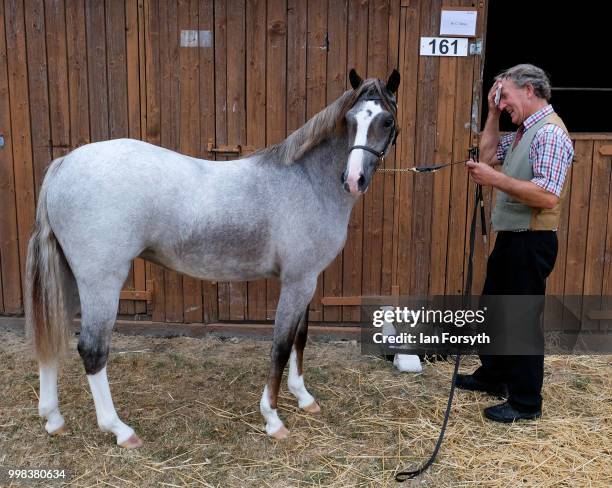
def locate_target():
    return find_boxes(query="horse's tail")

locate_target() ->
[25,157,75,365]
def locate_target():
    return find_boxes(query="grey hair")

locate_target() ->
[255,78,398,165]
[497,64,552,101]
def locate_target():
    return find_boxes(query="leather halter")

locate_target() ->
[348,96,398,160]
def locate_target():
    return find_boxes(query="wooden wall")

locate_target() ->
[0,0,610,324]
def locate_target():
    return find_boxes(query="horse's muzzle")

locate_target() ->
[341,170,366,194]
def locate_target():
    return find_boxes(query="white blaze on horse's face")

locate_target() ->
[346,101,384,194]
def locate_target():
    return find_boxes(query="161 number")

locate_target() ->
[428,38,459,55]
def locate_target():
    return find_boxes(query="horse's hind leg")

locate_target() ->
[39,363,67,435]
[260,276,317,439]
[38,272,79,435]
[288,305,320,414]
[77,274,142,448]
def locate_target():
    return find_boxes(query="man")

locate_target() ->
[458,64,574,422]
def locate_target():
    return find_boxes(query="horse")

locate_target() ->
[25,68,400,448]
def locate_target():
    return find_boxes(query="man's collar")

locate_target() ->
[522,104,553,131]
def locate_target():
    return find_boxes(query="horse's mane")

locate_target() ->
[254,78,397,165]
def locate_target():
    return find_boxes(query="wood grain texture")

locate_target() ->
[323,0,348,321]
[5,0,36,305]
[0,0,21,312]
[246,0,268,321]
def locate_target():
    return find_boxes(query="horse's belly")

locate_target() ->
[140,242,278,283]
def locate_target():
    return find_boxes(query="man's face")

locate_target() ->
[498,78,531,126]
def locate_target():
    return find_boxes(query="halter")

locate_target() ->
[348,96,398,161]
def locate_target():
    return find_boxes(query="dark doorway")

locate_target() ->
[482,3,612,133]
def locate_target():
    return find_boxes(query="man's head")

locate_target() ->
[496,64,551,125]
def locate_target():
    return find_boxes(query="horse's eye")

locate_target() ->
[384,118,394,128]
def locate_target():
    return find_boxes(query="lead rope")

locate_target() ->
[395,147,486,482]
[377,159,471,173]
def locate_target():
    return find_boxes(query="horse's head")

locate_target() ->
[342,69,400,195]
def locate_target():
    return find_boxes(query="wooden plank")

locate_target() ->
[23,0,51,201]
[126,0,147,315]
[322,0,347,321]
[0,0,22,313]
[265,0,287,321]
[119,290,152,301]
[198,0,218,323]
[465,0,489,295]
[284,0,306,321]
[587,310,612,321]
[5,0,36,305]
[459,0,488,294]
[342,0,368,321]
[160,0,183,322]
[246,0,268,321]
[598,145,612,154]
[321,296,362,306]
[179,0,203,323]
[602,140,612,295]
[428,54,456,294]
[226,0,247,321]
[380,0,401,297]
[564,140,594,295]
[583,140,610,295]
[391,1,419,297]
[446,0,478,295]
[66,0,90,149]
[85,0,109,142]
[410,0,442,295]
[361,0,389,300]
[570,134,612,141]
[213,0,230,320]
[144,0,166,322]
[547,157,572,295]
[106,0,129,140]
[305,0,327,322]
[45,0,70,159]
[0,250,3,312]
[286,0,306,134]
[104,0,136,317]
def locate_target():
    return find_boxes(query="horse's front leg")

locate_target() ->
[260,276,317,439]
[288,304,320,413]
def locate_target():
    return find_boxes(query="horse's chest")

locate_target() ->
[282,215,348,270]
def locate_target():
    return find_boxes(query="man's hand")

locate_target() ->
[466,160,500,187]
[487,79,502,115]
[466,159,560,209]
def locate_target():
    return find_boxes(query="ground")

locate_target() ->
[0,326,610,487]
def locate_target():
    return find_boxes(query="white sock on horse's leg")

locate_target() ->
[287,349,319,412]
[39,362,66,434]
[87,366,141,448]
[259,385,288,438]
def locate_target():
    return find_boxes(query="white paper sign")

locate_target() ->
[180,30,213,48]
[420,37,468,57]
[440,10,477,37]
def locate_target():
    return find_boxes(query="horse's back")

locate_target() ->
[43,139,277,281]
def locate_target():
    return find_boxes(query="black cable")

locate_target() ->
[395,147,483,482]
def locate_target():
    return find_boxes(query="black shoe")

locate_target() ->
[484,401,541,423]
[455,374,508,398]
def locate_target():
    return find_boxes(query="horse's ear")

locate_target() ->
[386,69,400,94]
[349,69,363,90]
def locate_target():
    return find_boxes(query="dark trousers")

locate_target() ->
[473,230,558,412]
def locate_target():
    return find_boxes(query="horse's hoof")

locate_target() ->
[271,425,290,440]
[49,423,68,436]
[119,434,143,449]
[303,401,321,414]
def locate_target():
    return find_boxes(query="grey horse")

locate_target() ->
[25,68,400,447]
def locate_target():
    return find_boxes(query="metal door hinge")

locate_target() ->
[469,39,482,56]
